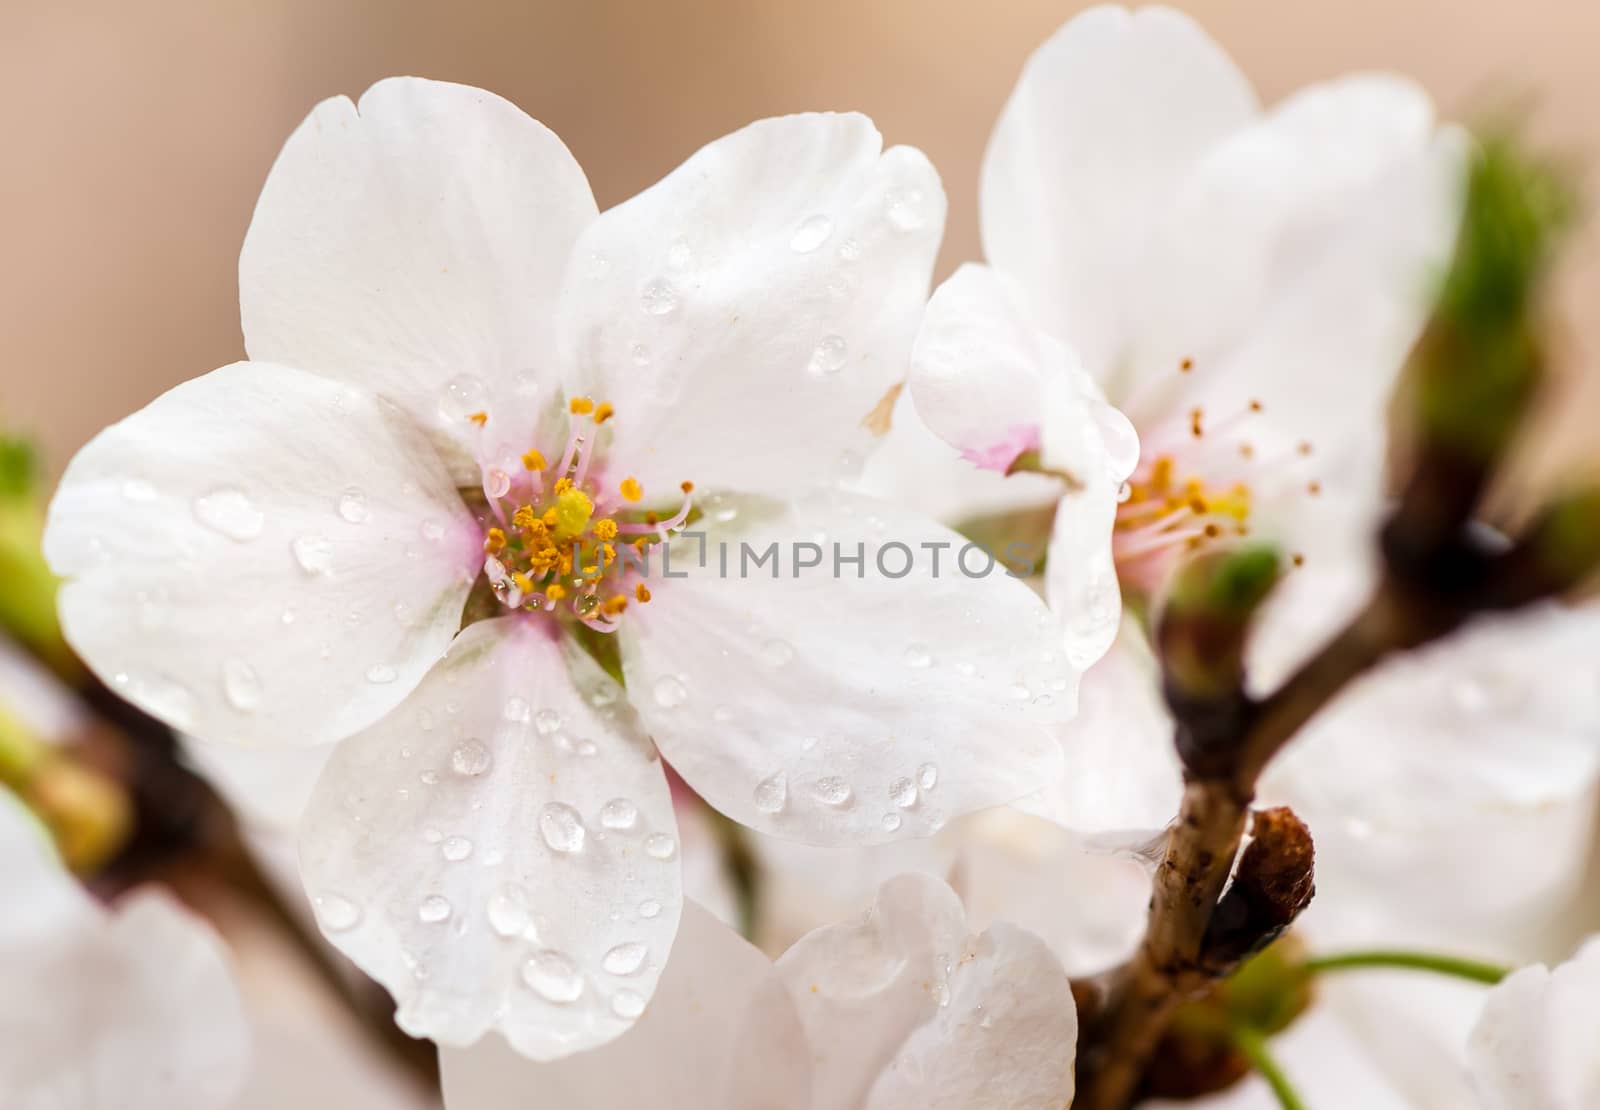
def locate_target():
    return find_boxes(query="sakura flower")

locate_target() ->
[45,79,1075,1057]
[440,874,1079,1110]
[1469,936,1600,1109]
[0,791,249,1109]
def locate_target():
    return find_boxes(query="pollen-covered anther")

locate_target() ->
[635,583,652,604]
[593,402,615,424]
[522,449,547,472]
[602,595,628,617]
[569,396,595,416]
[484,527,507,554]
[619,477,643,503]
[1190,407,1205,438]
[468,411,488,427]
[594,518,618,541]
[546,583,568,602]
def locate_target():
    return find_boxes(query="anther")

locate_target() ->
[468,411,488,426]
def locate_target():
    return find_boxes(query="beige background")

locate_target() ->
[4,0,1598,476]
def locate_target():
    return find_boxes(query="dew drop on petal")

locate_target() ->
[761,639,795,667]
[602,942,648,976]
[503,697,531,724]
[640,279,679,316]
[450,738,492,777]
[540,803,587,853]
[418,895,452,923]
[366,664,397,684]
[611,989,646,1019]
[753,772,788,814]
[441,836,473,862]
[439,374,488,422]
[421,519,446,541]
[600,798,639,830]
[882,813,902,833]
[313,893,361,933]
[221,658,262,712]
[811,777,853,807]
[638,899,662,919]
[522,950,583,1003]
[1090,399,1141,479]
[193,487,264,541]
[790,214,833,253]
[485,468,511,499]
[837,237,862,262]
[644,833,677,861]
[653,676,687,708]
[338,487,370,523]
[288,535,334,575]
[903,643,933,668]
[885,187,927,231]
[917,762,939,791]
[807,335,848,376]
[488,885,532,937]
[534,708,563,735]
[630,343,651,366]
[888,777,918,808]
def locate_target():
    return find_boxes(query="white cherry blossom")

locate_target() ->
[44,78,1076,1057]
[1469,936,1600,1109]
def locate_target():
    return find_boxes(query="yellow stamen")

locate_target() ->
[546,584,568,601]
[468,411,488,427]
[511,572,533,593]
[569,397,595,415]
[552,486,595,541]
[521,449,547,471]
[602,595,628,616]
[593,402,615,424]
[512,505,537,530]
[619,477,643,503]
[635,583,652,603]
[593,518,618,541]
[680,480,694,494]
[484,528,507,554]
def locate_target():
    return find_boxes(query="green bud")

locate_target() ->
[1158,545,1281,701]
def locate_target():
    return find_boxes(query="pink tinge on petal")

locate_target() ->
[959,423,1042,473]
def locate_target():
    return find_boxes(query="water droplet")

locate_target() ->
[838,238,862,262]
[761,639,795,667]
[392,601,415,627]
[790,214,833,253]
[419,770,440,786]
[903,643,933,668]
[640,279,679,316]
[811,777,853,807]
[450,738,492,777]
[366,664,397,684]
[485,468,511,499]
[540,803,587,853]
[602,941,648,976]
[488,885,532,937]
[441,836,473,862]
[611,989,646,1019]
[535,708,563,735]
[1090,399,1141,479]
[917,763,939,791]
[666,237,694,270]
[807,334,848,376]
[644,833,677,861]
[601,798,640,830]
[193,487,264,541]
[753,772,788,814]
[439,374,488,422]
[889,777,918,808]
[653,676,687,708]
[421,519,446,541]
[122,478,156,502]
[497,697,530,724]
[338,487,369,523]
[313,893,361,932]
[630,343,651,365]
[418,895,452,923]
[221,658,262,712]
[881,813,902,832]
[885,187,928,231]
[522,950,583,1003]
[638,899,662,919]
[285,534,335,576]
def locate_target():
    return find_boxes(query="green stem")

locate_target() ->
[1231,1026,1307,1110]
[1303,949,1509,985]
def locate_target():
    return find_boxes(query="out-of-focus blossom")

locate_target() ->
[44,77,1078,1058]
[0,790,249,1109]
[442,874,1078,1110]
[1469,936,1600,1109]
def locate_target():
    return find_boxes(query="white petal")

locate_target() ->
[0,791,94,946]
[1469,938,1600,1110]
[0,844,250,1110]
[440,901,811,1110]
[181,734,333,833]
[1263,604,1600,950]
[981,4,1258,373]
[1014,625,1181,832]
[240,77,597,474]
[777,873,1077,1110]
[907,264,1054,471]
[298,617,681,1059]
[44,363,478,748]
[617,489,1070,846]
[560,113,944,499]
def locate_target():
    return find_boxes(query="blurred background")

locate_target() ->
[4,0,1600,478]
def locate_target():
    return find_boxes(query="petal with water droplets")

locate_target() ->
[298,617,681,1059]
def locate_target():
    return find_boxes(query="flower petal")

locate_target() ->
[560,113,944,499]
[1469,938,1600,1110]
[1,795,250,1110]
[1014,624,1181,832]
[44,363,478,748]
[439,901,811,1110]
[776,873,1078,1110]
[618,489,1070,846]
[297,617,681,1059]
[981,4,1259,373]
[240,77,597,474]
